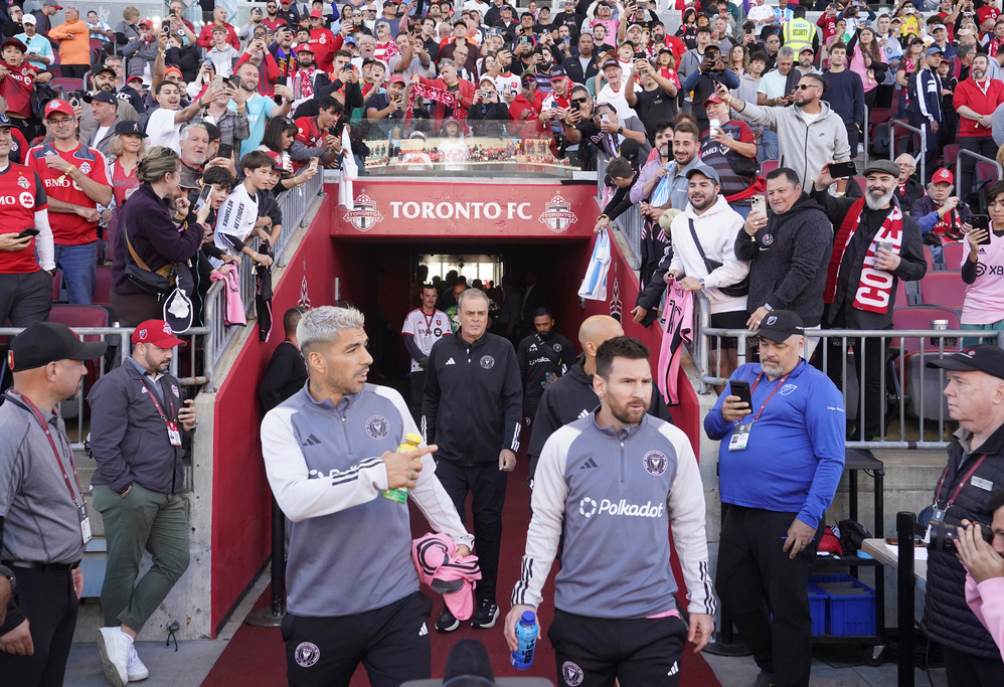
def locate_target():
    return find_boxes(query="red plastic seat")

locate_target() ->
[94,265,113,306]
[919,272,967,310]
[853,176,866,193]
[51,269,62,303]
[50,77,84,95]
[891,306,961,354]
[869,107,891,126]
[976,161,1001,186]
[48,304,109,339]
[942,144,960,167]
[941,241,966,271]
[759,159,779,177]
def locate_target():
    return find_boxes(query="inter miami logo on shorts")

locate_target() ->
[561,660,585,686]
[365,415,389,439]
[643,450,668,477]
[294,641,320,668]
[480,355,495,370]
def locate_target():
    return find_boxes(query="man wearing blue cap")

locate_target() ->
[912,46,945,171]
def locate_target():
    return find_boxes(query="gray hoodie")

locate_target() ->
[734,100,851,189]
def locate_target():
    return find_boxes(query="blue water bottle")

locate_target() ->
[511,610,539,671]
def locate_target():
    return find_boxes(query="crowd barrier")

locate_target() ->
[955,148,1003,199]
[692,294,1003,449]
[203,171,324,376]
[0,173,324,448]
[890,119,927,185]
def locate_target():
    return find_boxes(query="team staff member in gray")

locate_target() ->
[261,306,473,687]
[705,311,846,687]
[507,337,714,687]
[0,322,106,687]
[423,287,522,632]
[87,319,197,687]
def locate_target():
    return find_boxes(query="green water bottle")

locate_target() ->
[383,433,423,503]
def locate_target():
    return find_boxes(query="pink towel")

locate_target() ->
[412,533,481,621]
[210,265,247,326]
[656,282,693,405]
[966,573,1004,663]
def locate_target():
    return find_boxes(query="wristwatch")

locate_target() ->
[0,564,15,594]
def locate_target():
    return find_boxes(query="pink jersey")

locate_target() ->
[657,282,694,405]
[961,230,1004,325]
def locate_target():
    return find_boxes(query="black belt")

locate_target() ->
[2,560,80,571]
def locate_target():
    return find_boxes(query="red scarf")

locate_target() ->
[823,198,904,314]
[405,83,467,121]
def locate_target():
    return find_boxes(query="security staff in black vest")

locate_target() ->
[925,346,1004,687]
[258,307,307,414]
[0,322,106,687]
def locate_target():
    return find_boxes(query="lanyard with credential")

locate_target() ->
[932,454,988,518]
[746,371,793,424]
[141,378,184,448]
[19,394,81,505]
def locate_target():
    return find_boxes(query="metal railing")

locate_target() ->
[595,155,642,269]
[0,325,208,451]
[691,297,1003,449]
[890,119,927,187]
[203,172,324,375]
[955,148,1003,200]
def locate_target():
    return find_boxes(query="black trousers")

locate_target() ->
[959,136,998,202]
[408,371,425,424]
[280,591,432,687]
[0,565,78,687]
[0,271,53,396]
[845,121,860,156]
[944,646,1004,687]
[435,460,507,602]
[823,330,886,440]
[715,505,819,687]
[548,610,687,687]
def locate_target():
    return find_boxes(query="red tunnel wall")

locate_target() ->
[208,193,701,633]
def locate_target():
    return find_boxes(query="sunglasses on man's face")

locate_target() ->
[571,97,587,105]
[795,83,817,90]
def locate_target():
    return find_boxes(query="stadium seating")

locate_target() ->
[919,272,967,311]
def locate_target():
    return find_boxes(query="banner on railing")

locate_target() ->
[330,180,597,238]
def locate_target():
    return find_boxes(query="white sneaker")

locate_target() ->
[97,627,130,687]
[127,644,150,682]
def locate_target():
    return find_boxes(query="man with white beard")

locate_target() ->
[810,158,927,440]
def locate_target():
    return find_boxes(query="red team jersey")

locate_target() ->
[26,143,110,246]
[0,163,48,274]
[0,60,37,119]
[293,116,326,169]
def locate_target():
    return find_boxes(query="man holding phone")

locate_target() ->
[960,181,1004,346]
[0,112,54,369]
[705,310,845,687]
[88,320,198,686]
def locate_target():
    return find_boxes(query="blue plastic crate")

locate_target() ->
[811,573,876,637]
[807,582,826,636]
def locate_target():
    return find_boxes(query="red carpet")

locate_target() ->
[201,459,722,686]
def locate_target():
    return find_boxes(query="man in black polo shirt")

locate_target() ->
[0,322,106,686]
[925,346,1004,686]
[516,307,576,429]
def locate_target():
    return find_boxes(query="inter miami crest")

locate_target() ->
[538,193,577,233]
[343,192,384,232]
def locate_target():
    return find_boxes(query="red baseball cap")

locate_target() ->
[309,8,323,17]
[389,73,406,85]
[132,320,185,348]
[44,99,74,119]
[704,94,725,106]
[931,167,954,185]
[164,65,183,78]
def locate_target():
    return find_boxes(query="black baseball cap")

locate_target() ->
[754,310,805,343]
[114,120,147,137]
[926,345,1004,380]
[89,91,117,105]
[8,322,107,372]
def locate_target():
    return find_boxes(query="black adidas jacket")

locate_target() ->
[527,357,673,479]
[422,331,523,465]
[924,423,1004,659]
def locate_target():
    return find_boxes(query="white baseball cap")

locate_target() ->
[22,14,36,24]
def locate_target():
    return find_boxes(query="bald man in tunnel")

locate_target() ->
[526,315,673,484]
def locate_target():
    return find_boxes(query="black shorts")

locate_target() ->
[280,591,432,687]
[709,310,748,350]
[548,609,687,687]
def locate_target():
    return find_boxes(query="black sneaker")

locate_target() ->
[435,608,460,632]
[470,598,499,629]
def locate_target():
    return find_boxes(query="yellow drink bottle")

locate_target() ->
[383,433,423,503]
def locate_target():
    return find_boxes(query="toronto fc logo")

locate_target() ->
[344,192,384,232]
[538,193,577,233]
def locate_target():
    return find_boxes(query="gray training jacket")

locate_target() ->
[512,412,715,619]
[261,383,472,617]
